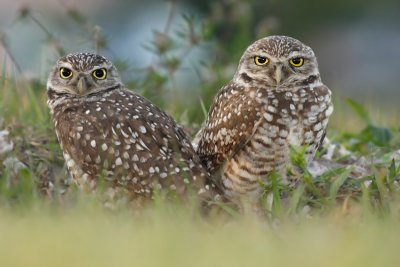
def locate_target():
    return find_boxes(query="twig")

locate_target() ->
[0,33,23,74]
[28,13,64,56]
[163,0,177,35]
[29,14,53,39]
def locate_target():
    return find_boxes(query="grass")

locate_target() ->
[1,205,400,267]
[1,3,400,266]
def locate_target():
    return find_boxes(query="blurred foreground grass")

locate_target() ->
[1,204,400,267]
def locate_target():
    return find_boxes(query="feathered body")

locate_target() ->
[47,53,221,205]
[196,36,333,201]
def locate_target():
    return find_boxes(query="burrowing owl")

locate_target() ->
[47,52,221,205]
[196,36,333,202]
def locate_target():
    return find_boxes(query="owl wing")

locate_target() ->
[196,83,264,172]
[300,83,333,148]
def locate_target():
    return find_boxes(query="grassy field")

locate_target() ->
[1,5,400,267]
[1,204,400,267]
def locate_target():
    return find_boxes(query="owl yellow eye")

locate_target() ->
[254,56,269,66]
[289,57,304,67]
[60,68,73,79]
[92,68,107,80]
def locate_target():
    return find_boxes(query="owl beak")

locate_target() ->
[77,77,88,95]
[274,65,283,85]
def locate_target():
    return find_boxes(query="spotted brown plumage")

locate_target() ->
[47,52,222,205]
[195,36,333,202]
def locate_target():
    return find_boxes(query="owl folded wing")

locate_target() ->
[196,83,264,171]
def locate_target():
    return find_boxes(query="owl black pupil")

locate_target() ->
[95,70,104,77]
[62,69,71,76]
[258,57,266,63]
[292,58,301,64]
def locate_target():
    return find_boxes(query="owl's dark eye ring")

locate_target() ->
[92,68,107,80]
[60,67,73,79]
[289,57,304,67]
[254,56,269,66]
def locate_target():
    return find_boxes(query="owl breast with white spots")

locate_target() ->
[195,36,333,202]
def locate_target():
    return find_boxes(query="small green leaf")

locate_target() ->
[287,184,305,215]
[303,170,323,200]
[329,167,352,202]
[346,98,371,124]
[360,125,393,146]
[199,98,208,120]
[67,9,87,24]
[290,146,308,171]
[269,171,282,215]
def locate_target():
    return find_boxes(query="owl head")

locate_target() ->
[234,35,320,87]
[47,53,123,96]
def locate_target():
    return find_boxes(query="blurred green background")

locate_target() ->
[1,0,399,118]
[0,0,399,188]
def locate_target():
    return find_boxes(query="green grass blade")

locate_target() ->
[328,167,353,204]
